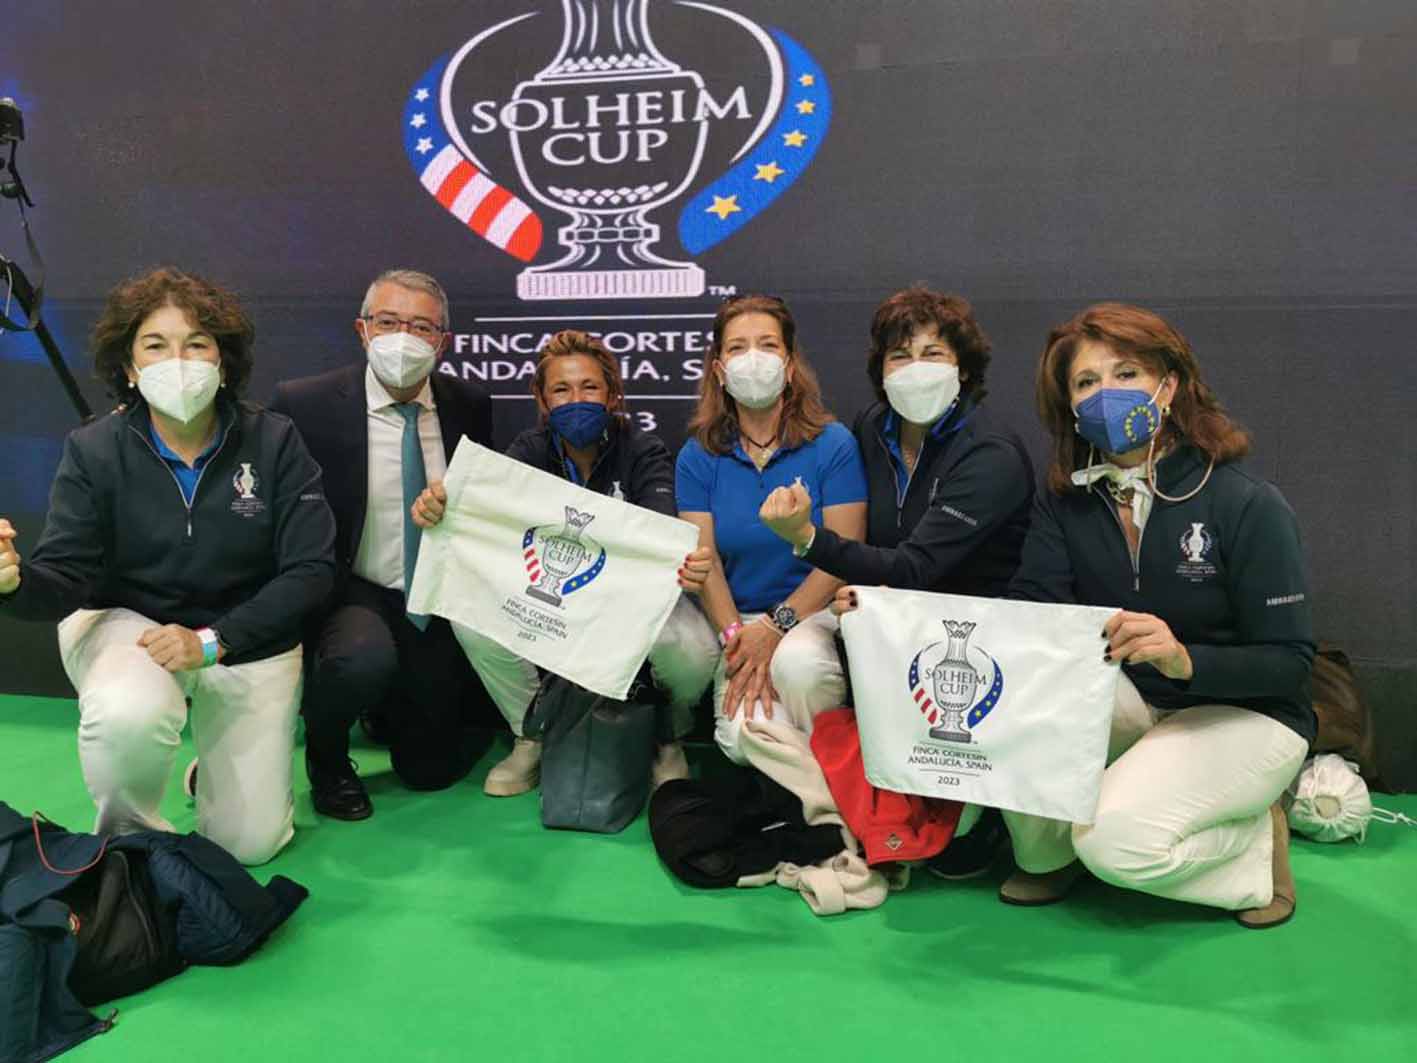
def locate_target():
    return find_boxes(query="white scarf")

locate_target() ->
[1072,461,1154,534]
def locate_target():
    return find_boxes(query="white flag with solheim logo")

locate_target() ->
[840,587,1120,824]
[407,439,699,700]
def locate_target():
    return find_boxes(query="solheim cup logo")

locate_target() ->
[523,506,607,607]
[403,1,830,299]
[907,619,1005,744]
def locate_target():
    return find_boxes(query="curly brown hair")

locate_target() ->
[1036,302,1251,494]
[531,329,627,417]
[91,267,255,399]
[686,294,833,455]
[867,286,992,404]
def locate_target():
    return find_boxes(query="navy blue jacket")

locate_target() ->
[1008,446,1316,741]
[802,400,1033,597]
[0,398,336,665]
[506,417,676,517]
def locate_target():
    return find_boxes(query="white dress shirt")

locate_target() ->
[352,366,448,591]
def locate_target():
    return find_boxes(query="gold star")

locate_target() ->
[753,161,786,183]
[705,194,742,220]
[783,129,807,147]
[795,100,816,115]
[798,74,815,86]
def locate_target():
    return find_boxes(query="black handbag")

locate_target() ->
[59,849,183,1006]
[524,673,658,834]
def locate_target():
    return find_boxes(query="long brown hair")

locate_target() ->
[531,329,627,419]
[687,294,833,454]
[1036,303,1251,493]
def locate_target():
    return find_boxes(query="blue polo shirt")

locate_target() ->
[148,418,224,504]
[676,421,867,613]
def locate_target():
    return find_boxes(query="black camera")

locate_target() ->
[0,98,23,144]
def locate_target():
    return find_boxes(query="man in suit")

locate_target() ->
[270,269,492,820]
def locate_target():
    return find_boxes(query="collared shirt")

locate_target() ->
[147,414,226,505]
[881,403,963,504]
[352,366,448,591]
[675,421,867,613]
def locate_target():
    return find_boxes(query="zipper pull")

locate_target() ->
[187,514,192,538]
[1134,574,1140,592]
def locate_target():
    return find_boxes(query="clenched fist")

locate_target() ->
[0,518,20,596]
[137,624,209,673]
[758,476,814,549]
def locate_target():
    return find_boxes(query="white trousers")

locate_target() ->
[452,594,719,738]
[715,609,846,766]
[58,607,303,867]
[1004,674,1309,910]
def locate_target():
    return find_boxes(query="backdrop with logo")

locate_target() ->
[1,2,1413,785]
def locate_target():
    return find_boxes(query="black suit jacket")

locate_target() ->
[269,362,493,575]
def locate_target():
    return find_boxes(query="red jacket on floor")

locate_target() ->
[810,708,963,865]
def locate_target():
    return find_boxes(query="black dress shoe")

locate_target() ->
[926,807,1009,880]
[306,757,374,821]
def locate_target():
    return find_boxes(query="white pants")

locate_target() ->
[715,609,846,766]
[452,594,719,738]
[1005,674,1309,910]
[58,607,303,867]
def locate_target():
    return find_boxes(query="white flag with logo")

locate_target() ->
[840,587,1120,824]
[407,439,699,700]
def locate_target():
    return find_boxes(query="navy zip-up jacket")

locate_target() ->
[1008,445,1316,741]
[1,397,336,665]
[802,399,1033,597]
[506,417,676,516]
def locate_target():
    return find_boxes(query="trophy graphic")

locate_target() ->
[928,620,981,743]
[235,463,256,500]
[527,507,597,607]
[510,0,708,299]
[1184,522,1207,563]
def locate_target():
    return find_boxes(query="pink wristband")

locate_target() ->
[718,621,744,648]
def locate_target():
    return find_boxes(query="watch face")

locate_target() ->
[773,604,798,630]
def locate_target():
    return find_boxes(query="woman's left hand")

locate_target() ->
[758,478,815,549]
[723,619,782,718]
[677,546,712,592]
[138,624,208,673]
[1103,610,1192,680]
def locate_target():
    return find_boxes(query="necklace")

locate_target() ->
[1104,480,1134,508]
[739,422,778,451]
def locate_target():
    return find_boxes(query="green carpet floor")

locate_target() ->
[3,693,1414,1063]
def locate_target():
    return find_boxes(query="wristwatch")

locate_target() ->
[768,602,799,634]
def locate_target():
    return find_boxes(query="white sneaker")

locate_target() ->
[651,742,690,789]
[484,737,542,796]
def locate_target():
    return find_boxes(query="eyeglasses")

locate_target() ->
[362,313,443,342]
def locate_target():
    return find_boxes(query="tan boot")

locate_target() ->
[650,742,691,789]
[999,861,1085,906]
[1236,803,1296,929]
[483,737,542,796]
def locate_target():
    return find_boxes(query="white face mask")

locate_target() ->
[366,330,437,390]
[136,358,221,424]
[883,360,960,425]
[721,348,786,410]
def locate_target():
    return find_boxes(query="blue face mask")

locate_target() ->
[549,401,610,449]
[1073,381,1166,455]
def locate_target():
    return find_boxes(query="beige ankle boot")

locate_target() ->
[999,861,1085,906]
[484,737,542,796]
[1236,803,1296,929]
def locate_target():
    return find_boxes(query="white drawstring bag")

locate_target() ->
[407,439,698,700]
[840,587,1119,824]
[1285,754,1373,842]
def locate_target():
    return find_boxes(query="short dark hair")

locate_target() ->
[531,329,626,416]
[91,267,255,399]
[866,286,991,404]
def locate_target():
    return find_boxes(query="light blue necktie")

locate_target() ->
[394,402,430,630]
